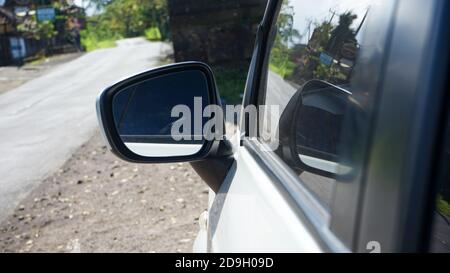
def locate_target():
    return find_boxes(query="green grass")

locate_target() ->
[82,38,117,52]
[269,62,295,78]
[145,27,162,41]
[212,66,248,104]
[437,195,450,218]
[28,58,45,65]
[27,55,47,65]
[80,29,119,52]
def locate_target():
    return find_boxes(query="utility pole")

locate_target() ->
[355,8,369,36]
[306,19,312,42]
[328,9,336,24]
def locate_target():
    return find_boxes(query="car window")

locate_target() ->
[259,0,390,208]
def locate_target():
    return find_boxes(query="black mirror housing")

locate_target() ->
[96,61,228,164]
[277,80,360,179]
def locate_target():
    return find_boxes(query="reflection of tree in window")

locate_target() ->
[326,12,358,57]
[269,1,369,87]
[268,0,300,78]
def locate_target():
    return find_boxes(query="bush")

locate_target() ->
[437,195,450,218]
[213,66,248,104]
[80,29,118,52]
[145,27,162,41]
[269,61,295,78]
[17,19,57,41]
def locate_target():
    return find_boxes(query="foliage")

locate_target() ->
[79,14,121,51]
[80,30,117,51]
[309,21,333,51]
[437,195,450,218]
[17,18,57,41]
[269,61,295,79]
[37,21,58,40]
[144,27,162,41]
[268,0,361,86]
[105,0,146,37]
[311,12,358,84]
[213,66,248,104]
[268,0,299,78]
[80,0,170,51]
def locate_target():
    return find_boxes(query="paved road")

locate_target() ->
[0,38,170,223]
[0,53,83,95]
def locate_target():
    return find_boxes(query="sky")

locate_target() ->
[74,0,98,16]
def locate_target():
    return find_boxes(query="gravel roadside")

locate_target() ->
[0,131,208,253]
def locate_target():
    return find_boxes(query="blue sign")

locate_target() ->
[319,52,333,67]
[37,7,56,22]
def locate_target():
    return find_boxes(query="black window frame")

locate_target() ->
[354,0,450,253]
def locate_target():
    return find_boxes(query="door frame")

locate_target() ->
[238,0,450,252]
[355,0,450,252]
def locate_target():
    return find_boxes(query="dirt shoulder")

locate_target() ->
[0,53,83,95]
[0,131,208,253]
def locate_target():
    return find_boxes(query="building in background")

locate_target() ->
[0,0,84,66]
[0,0,16,65]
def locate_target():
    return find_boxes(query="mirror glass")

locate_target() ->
[295,84,353,175]
[112,69,209,157]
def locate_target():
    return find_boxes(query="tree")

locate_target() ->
[17,17,57,41]
[276,3,301,47]
[268,0,301,78]
[81,0,170,42]
[326,12,357,57]
[106,0,146,37]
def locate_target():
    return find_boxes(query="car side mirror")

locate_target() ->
[277,80,361,178]
[96,62,228,163]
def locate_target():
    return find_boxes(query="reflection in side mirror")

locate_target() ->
[96,62,223,163]
[277,80,359,178]
[112,69,208,157]
[295,80,358,177]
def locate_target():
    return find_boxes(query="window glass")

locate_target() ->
[260,0,387,208]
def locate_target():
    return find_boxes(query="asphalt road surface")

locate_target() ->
[0,38,171,223]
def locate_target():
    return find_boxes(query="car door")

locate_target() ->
[209,0,448,252]
[95,0,449,253]
[204,0,396,252]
